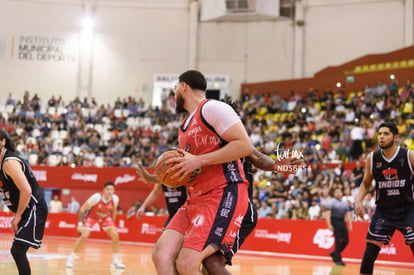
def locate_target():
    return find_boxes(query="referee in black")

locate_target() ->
[0,129,48,275]
[326,187,353,266]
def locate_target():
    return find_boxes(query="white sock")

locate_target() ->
[69,252,77,259]
[112,253,119,262]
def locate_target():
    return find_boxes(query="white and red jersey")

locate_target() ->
[179,99,247,198]
[84,193,119,221]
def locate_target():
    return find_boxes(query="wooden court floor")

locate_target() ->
[0,233,412,275]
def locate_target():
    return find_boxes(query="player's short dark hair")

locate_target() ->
[178,70,207,91]
[0,129,16,152]
[378,122,398,136]
[104,182,115,188]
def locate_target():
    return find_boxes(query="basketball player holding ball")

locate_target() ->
[145,70,252,275]
[150,70,304,275]
[136,146,302,274]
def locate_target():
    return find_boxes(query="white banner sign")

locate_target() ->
[15,34,76,62]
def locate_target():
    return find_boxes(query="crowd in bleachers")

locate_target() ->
[0,77,413,220]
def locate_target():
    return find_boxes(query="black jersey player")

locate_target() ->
[355,122,414,275]
[0,129,48,275]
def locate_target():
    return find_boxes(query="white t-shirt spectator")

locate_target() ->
[308,204,321,220]
[350,126,365,140]
[49,198,63,213]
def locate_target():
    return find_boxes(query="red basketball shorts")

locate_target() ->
[166,182,248,253]
[83,216,114,231]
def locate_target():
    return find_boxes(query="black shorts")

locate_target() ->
[14,199,48,249]
[216,198,258,265]
[231,198,258,254]
[366,207,414,245]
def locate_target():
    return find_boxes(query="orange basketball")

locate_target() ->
[154,149,193,188]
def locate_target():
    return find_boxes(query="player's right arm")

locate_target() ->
[135,162,159,184]
[355,154,374,219]
[77,201,90,232]
[136,184,162,219]
[77,193,99,231]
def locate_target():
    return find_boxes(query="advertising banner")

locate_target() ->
[0,213,412,267]
[30,166,153,190]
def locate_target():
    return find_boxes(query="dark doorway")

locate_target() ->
[206,89,220,100]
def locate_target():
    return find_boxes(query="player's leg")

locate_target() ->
[360,210,392,275]
[66,227,91,268]
[202,253,230,275]
[72,228,91,253]
[104,226,120,254]
[176,245,218,275]
[104,226,125,269]
[398,210,414,256]
[10,242,31,275]
[152,229,184,275]
[360,240,382,275]
[203,198,257,275]
[152,203,188,275]
[12,203,47,274]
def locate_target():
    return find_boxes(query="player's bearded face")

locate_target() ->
[379,138,394,149]
[175,84,186,113]
[378,128,395,150]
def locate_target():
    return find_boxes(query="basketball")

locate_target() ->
[154,149,193,188]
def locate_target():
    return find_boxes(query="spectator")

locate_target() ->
[126,204,138,219]
[293,200,309,220]
[275,200,291,219]
[350,121,365,161]
[308,197,321,220]
[67,196,80,213]
[49,195,63,213]
[351,160,364,187]
[258,201,272,219]
[250,127,263,147]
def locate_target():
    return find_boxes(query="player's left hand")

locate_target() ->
[166,149,201,182]
[11,214,21,233]
[354,201,365,219]
[134,161,158,184]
